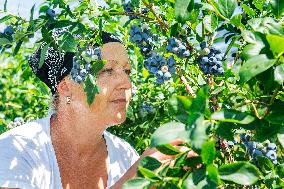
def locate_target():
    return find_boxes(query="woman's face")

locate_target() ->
[68,42,132,126]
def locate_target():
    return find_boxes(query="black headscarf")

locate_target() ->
[28,28,122,94]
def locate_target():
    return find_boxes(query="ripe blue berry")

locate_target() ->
[4,26,14,36]
[166,37,190,58]
[46,9,56,18]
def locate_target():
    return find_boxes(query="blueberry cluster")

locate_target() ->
[70,47,102,84]
[240,134,278,164]
[264,143,277,164]
[197,43,224,75]
[46,8,56,18]
[7,117,25,129]
[144,53,176,84]
[139,103,156,117]
[166,37,190,58]
[141,8,149,14]
[122,2,137,20]
[3,26,14,36]
[129,24,155,56]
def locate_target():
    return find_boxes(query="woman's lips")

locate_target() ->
[111,99,127,105]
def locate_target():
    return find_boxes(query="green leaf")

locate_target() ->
[187,86,209,127]
[201,140,216,165]
[256,156,274,174]
[248,17,284,35]
[239,54,276,84]
[241,4,256,17]
[0,37,11,46]
[265,102,284,125]
[240,43,264,61]
[0,15,13,23]
[277,126,284,148]
[139,156,162,171]
[30,4,35,22]
[203,15,218,33]
[156,144,181,155]
[211,109,255,124]
[214,0,238,19]
[274,64,284,84]
[39,43,50,69]
[167,95,192,123]
[13,40,23,56]
[271,0,284,18]
[175,0,194,23]
[190,115,209,150]
[266,34,284,56]
[58,32,77,52]
[182,167,207,189]
[219,162,261,185]
[276,164,284,178]
[91,60,106,75]
[230,14,244,28]
[4,0,7,12]
[83,74,100,105]
[138,166,161,181]
[207,164,219,184]
[150,121,190,147]
[122,178,151,189]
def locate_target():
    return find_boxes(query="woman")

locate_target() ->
[0,29,138,188]
[0,31,187,189]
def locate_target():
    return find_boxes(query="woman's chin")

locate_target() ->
[112,111,126,124]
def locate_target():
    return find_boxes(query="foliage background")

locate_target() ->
[1,0,284,188]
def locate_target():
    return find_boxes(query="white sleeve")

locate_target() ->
[0,134,39,189]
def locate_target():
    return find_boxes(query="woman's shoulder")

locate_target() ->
[0,115,51,149]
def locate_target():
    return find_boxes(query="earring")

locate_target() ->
[66,96,71,104]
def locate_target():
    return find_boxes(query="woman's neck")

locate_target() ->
[50,113,108,158]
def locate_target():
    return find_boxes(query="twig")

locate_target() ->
[141,1,169,32]
[180,75,196,97]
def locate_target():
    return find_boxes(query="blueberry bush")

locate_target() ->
[0,0,284,188]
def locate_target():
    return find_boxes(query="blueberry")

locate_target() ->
[156,78,164,84]
[142,8,149,14]
[75,75,83,83]
[163,72,171,81]
[240,134,250,142]
[200,42,207,49]
[46,9,56,18]
[266,150,277,160]
[267,143,277,151]
[4,26,14,35]
[80,69,87,77]
[167,56,176,67]
[252,149,263,158]
[156,70,163,78]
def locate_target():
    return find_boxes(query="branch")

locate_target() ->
[141,1,169,32]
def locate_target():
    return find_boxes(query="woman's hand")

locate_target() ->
[141,139,198,165]
[110,139,198,189]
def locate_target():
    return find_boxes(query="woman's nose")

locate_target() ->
[116,70,132,89]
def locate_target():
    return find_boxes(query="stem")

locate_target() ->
[262,87,282,117]
[141,1,169,32]
[179,74,196,97]
[251,102,261,119]
[206,0,230,22]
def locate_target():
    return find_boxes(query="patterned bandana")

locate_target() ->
[28,28,122,94]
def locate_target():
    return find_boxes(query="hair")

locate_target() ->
[49,90,60,115]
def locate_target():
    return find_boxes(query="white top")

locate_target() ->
[0,114,140,189]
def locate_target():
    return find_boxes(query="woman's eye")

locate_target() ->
[101,68,113,75]
[124,69,131,75]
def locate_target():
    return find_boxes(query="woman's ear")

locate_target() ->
[57,76,72,97]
